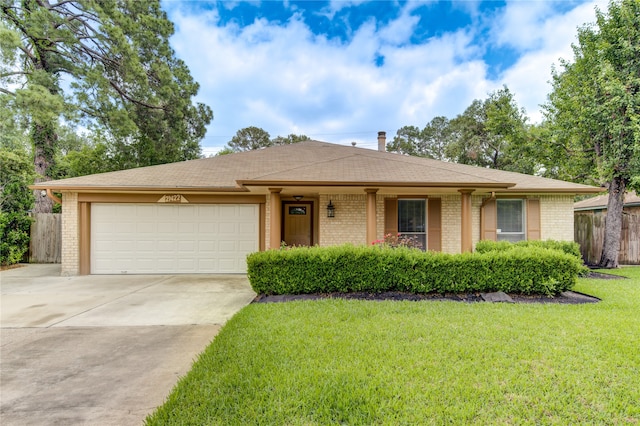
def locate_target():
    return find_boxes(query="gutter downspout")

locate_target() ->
[481,191,496,208]
[45,189,62,205]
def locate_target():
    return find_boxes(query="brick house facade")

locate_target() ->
[36,137,599,276]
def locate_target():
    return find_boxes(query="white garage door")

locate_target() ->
[91,203,259,274]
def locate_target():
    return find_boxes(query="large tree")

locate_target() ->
[544,0,640,268]
[0,0,213,212]
[446,86,534,174]
[223,127,310,153]
[387,117,451,160]
[226,127,272,152]
[389,87,533,172]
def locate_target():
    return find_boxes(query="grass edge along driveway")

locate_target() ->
[146,268,640,425]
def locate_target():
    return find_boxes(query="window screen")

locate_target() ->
[398,199,426,249]
[497,199,525,242]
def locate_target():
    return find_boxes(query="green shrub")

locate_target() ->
[475,239,587,276]
[475,239,582,260]
[1,150,34,266]
[247,244,583,296]
[0,212,32,265]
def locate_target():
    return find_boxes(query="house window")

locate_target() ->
[288,206,307,215]
[398,199,426,249]
[497,199,525,242]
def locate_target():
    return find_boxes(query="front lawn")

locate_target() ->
[146,267,640,425]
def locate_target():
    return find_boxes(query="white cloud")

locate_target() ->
[321,0,370,19]
[378,6,421,45]
[497,1,600,122]
[165,1,604,154]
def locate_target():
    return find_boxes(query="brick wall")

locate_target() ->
[319,193,367,246]
[243,191,573,252]
[61,192,79,276]
[441,194,461,254]
[540,194,575,241]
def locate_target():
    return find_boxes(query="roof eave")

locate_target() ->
[29,184,250,193]
[502,187,603,194]
[575,202,640,210]
[237,180,516,189]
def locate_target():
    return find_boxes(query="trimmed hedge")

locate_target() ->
[475,239,582,260]
[247,244,584,296]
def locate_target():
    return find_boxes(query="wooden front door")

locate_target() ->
[283,202,312,246]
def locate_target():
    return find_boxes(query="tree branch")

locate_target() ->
[0,71,30,79]
[51,0,79,7]
[109,80,163,110]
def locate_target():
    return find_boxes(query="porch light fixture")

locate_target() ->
[293,195,303,201]
[327,200,335,218]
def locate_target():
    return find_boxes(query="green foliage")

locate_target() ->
[0,149,34,265]
[226,126,272,151]
[247,244,583,296]
[214,146,236,156]
[0,94,29,152]
[54,143,113,178]
[475,239,583,261]
[224,127,310,152]
[446,86,534,173]
[387,118,452,160]
[542,0,640,266]
[146,268,640,425]
[1,0,213,205]
[551,0,640,180]
[271,133,311,146]
[475,239,588,277]
[389,87,534,173]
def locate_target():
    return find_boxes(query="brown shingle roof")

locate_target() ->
[33,141,601,193]
[574,192,640,210]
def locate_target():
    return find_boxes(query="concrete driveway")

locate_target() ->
[0,264,256,425]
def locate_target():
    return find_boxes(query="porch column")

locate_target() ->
[365,188,378,244]
[459,189,474,252]
[269,188,282,249]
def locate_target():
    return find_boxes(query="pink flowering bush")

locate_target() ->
[372,233,423,250]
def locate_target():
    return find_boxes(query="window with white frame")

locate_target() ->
[496,199,525,242]
[398,199,426,249]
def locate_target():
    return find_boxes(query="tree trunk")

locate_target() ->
[598,176,626,268]
[32,122,57,214]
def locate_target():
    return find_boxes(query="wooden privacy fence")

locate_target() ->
[575,209,640,265]
[29,213,61,263]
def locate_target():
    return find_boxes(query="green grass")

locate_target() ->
[146,267,640,425]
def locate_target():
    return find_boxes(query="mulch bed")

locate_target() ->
[253,271,626,305]
[253,291,600,304]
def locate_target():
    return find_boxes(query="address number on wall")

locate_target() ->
[157,194,189,203]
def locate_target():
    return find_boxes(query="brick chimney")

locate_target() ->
[377,131,386,152]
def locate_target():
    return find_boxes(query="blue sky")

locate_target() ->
[161,0,603,154]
